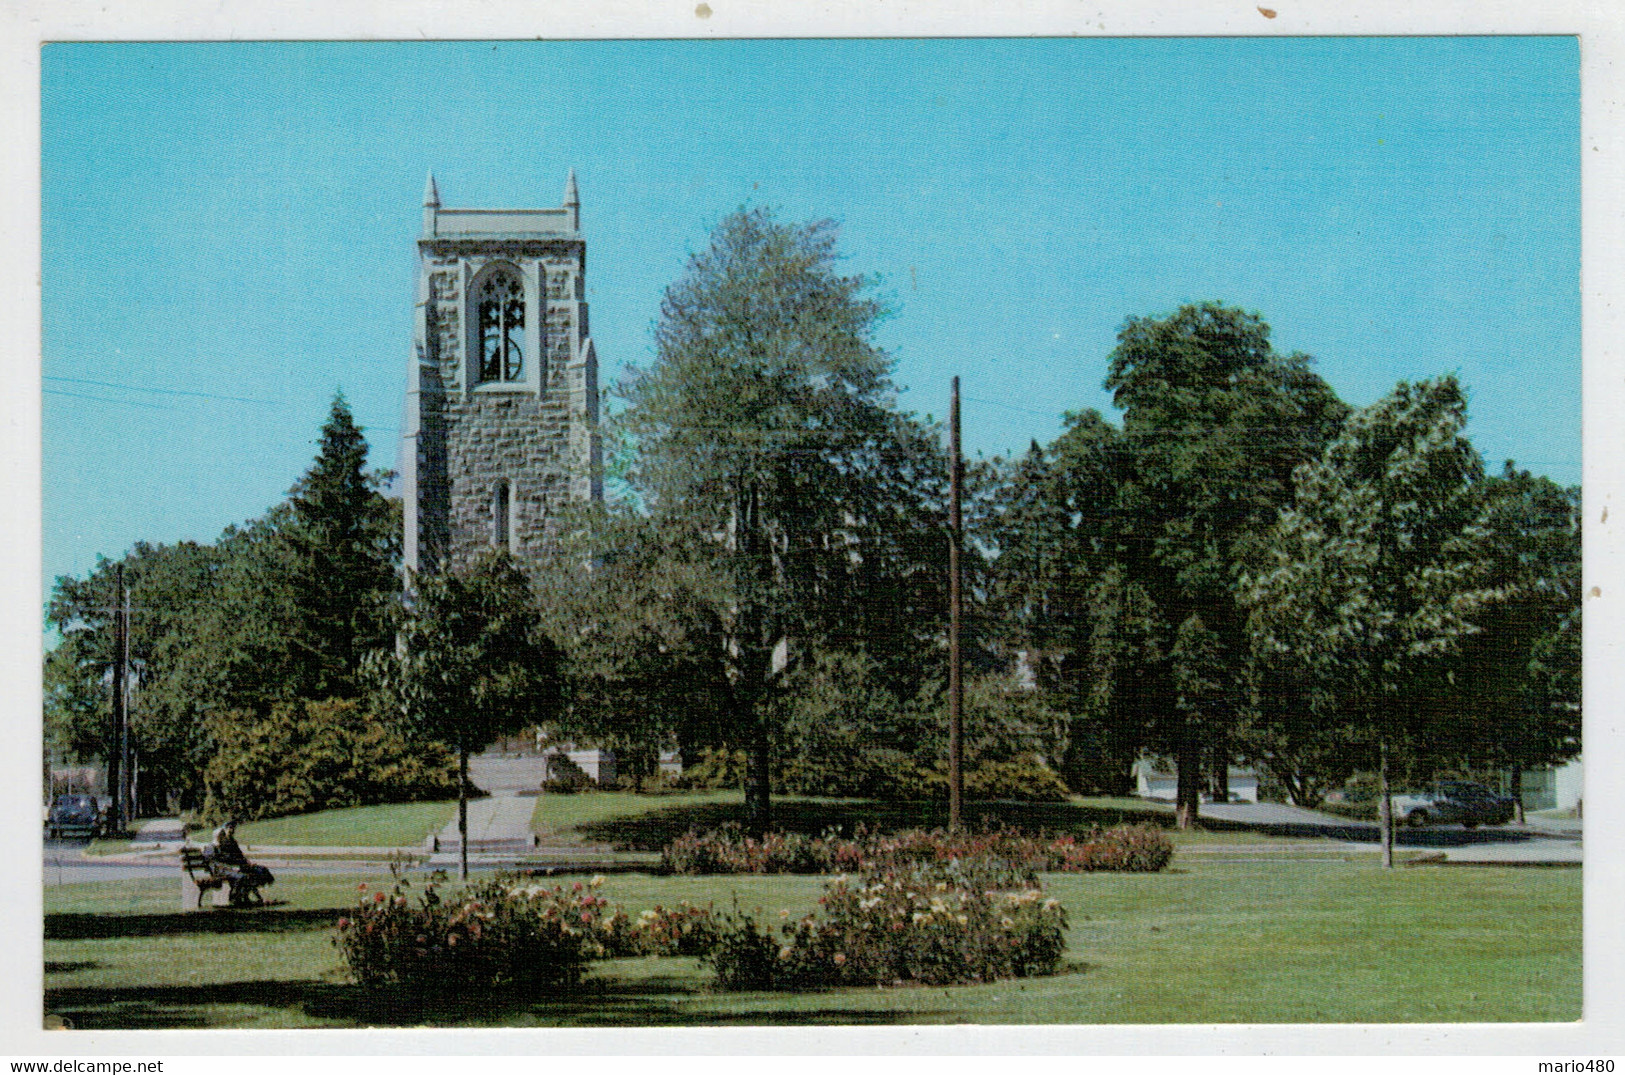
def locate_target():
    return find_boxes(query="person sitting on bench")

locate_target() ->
[208,818,274,897]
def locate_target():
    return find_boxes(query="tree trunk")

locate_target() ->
[1211,737,1230,804]
[748,715,771,836]
[1510,765,1525,825]
[1378,733,1393,870]
[736,478,772,837]
[1175,724,1202,830]
[458,739,469,881]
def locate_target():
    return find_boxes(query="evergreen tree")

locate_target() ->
[283,394,400,699]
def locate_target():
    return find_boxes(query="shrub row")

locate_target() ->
[334,859,1076,995]
[333,873,718,993]
[705,861,1068,990]
[662,822,1172,876]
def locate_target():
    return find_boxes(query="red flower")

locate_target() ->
[374,892,386,902]
[337,917,350,929]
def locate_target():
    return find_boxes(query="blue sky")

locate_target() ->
[41,37,1580,589]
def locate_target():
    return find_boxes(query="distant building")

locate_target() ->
[1133,757,1259,803]
[1516,757,1582,813]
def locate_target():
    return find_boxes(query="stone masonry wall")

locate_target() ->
[414,237,596,580]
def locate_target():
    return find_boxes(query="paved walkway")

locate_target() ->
[437,794,536,848]
[134,817,186,843]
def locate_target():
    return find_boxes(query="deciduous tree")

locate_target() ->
[619,207,945,830]
[378,551,560,877]
[1243,376,1491,866]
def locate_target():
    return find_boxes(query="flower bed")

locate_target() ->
[334,873,719,992]
[705,861,1068,990]
[333,875,602,992]
[662,823,1172,876]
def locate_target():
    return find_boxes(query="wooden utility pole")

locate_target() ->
[121,581,133,826]
[108,564,127,836]
[948,377,964,831]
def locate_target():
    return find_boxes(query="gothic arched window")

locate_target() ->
[476,268,525,383]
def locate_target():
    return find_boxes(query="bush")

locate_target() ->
[628,902,719,956]
[662,825,832,875]
[661,822,1172,876]
[1043,824,1173,872]
[204,698,459,821]
[671,747,748,791]
[541,752,595,794]
[335,872,720,990]
[333,872,602,993]
[704,861,1068,990]
[964,754,1072,802]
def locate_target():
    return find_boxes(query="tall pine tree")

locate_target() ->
[284,394,400,699]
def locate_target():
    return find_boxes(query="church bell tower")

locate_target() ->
[400,172,602,579]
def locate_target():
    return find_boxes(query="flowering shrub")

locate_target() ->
[335,872,720,990]
[663,827,831,875]
[1042,825,1173,872]
[628,902,718,956]
[662,822,1172,876]
[333,873,603,992]
[705,862,1068,990]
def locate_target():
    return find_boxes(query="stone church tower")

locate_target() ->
[399,172,602,579]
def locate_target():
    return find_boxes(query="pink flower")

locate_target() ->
[573,881,584,892]
[374,892,386,902]
[337,917,350,929]
[357,883,368,892]
[580,912,592,923]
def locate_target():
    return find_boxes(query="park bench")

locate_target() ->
[179,846,267,908]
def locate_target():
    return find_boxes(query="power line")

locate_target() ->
[44,376,287,408]
[44,389,171,412]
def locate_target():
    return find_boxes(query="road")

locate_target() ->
[1197,801,1583,863]
[42,799,1582,883]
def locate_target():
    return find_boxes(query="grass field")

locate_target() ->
[234,801,459,848]
[43,857,1580,1029]
[530,790,1378,852]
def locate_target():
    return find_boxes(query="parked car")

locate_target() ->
[1390,781,1516,829]
[45,794,102,839]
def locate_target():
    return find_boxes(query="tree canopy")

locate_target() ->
[615,207,948,828]
[44,395,402,810]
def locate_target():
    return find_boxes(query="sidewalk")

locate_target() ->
[433,794,537,851]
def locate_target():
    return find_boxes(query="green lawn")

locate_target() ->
[538,790,1197,850]
[533,789,1363,852]
[43,858,1580,1028]
[234,801,459,848]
